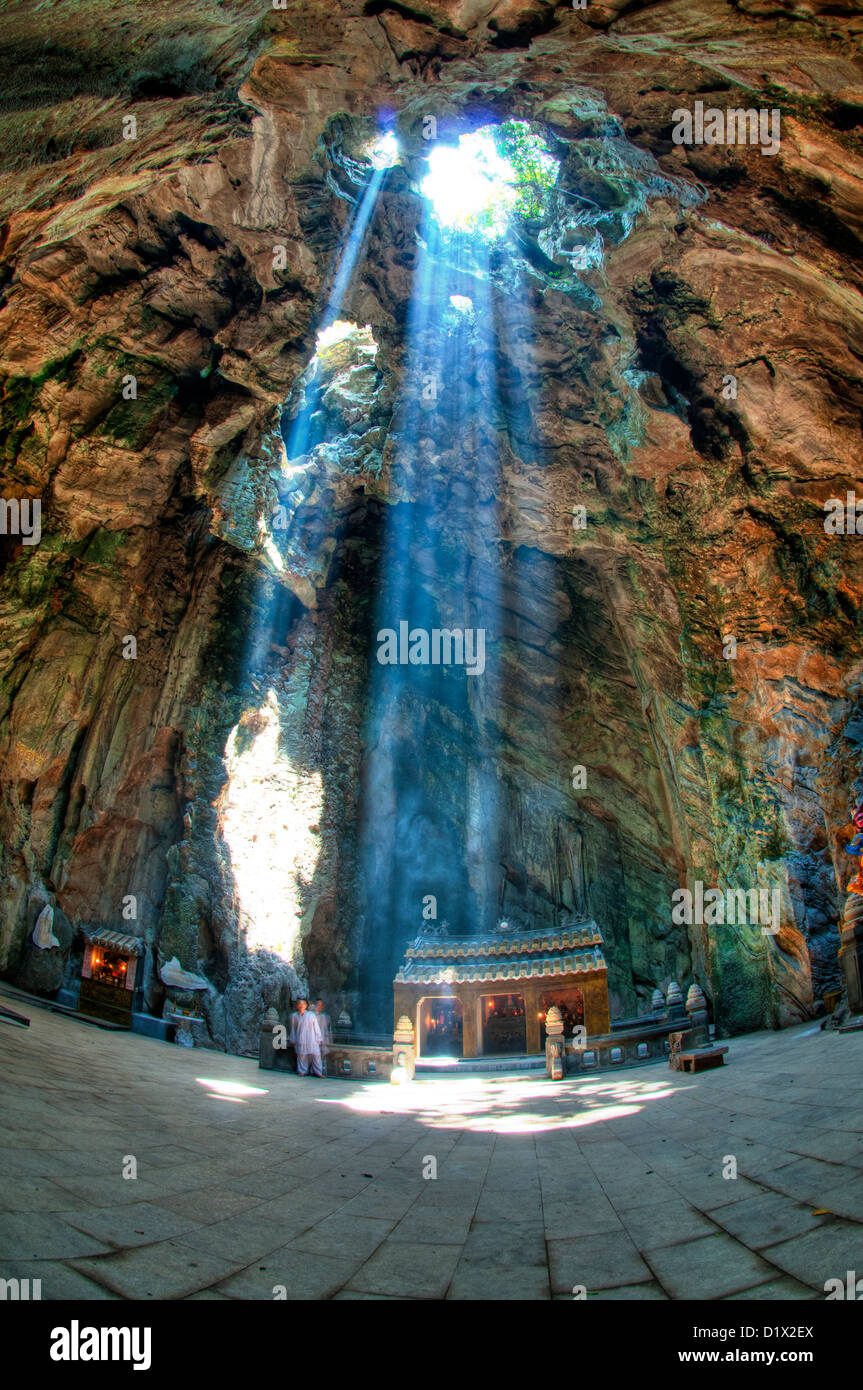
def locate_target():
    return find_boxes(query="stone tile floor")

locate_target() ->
[1,1006,862,1299]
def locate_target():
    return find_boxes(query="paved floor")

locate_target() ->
[1,1005,862,1300]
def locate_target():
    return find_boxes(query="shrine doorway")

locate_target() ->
[418,996,463,1058]
[480,992,527,1055]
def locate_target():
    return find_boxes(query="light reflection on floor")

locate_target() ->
[195,1077,270,1103]
[318,1072,683,1134]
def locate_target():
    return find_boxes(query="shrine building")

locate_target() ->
[393,920,610,1059]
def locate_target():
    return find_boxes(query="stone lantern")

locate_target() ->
[392,1015,415,1083]
[259,1006,285,1070]
[666,980,687,1022]
[545,1005,566,1080]
[685,981,709,1042]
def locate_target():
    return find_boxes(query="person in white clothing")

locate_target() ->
[315,998,332,1075]
[290,998,323,1077]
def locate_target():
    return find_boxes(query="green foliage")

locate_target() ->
[493,120,558,222]
[426,119,559,242]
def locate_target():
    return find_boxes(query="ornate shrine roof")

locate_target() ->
[83,928,144,956]
[394,920,606,986]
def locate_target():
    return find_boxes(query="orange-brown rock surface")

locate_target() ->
[0,0,861,1049]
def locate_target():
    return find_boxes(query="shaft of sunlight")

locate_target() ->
[219,690,324,961]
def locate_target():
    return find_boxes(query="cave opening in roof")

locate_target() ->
[419,120,560,240]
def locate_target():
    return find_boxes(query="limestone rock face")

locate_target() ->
[0,0,861,1050]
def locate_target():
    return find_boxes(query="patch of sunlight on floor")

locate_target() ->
[196,1078,270,1096]
[575,1080,677,1101]
[316,1071,683,1134]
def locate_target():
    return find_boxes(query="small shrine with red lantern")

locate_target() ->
[78,928,144,1027]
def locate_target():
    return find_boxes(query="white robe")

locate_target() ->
[316,1011,332,1053]
[290,1011,323,1074]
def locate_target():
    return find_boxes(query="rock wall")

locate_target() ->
[0,0,861,1049]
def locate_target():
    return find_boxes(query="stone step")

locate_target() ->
[415,1054,546,1074]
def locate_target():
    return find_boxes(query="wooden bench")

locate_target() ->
[668,1030,728,1072]
[677,1045,728,1073]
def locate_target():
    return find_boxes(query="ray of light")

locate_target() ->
[218,689,324,961]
